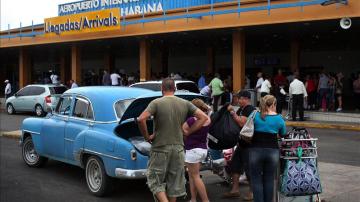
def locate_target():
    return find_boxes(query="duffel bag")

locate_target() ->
[208,103,240,150]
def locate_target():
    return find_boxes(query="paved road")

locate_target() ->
[0,137,245,202]
[0,112,30,132]
[0,112,359,201]
[1,112,359,166]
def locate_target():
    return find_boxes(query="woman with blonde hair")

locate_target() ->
[248,95,286,202]
[182,98,211,202]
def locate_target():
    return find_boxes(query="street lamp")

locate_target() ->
[321,0,348,6]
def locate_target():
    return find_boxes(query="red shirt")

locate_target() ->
[306,79,316,92]
[274,75,286,86]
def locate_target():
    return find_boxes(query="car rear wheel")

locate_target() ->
[22,137,48,167]
[85,156,113,196]
[35,104,45,117]
[7,103,15,115]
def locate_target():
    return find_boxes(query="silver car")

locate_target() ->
[130,80,200,94]
[6,84,68,116]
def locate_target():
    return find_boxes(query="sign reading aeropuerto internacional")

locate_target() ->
[44,8,120,36]
[58,0,163,17]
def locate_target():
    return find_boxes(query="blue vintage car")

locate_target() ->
[20,86,203,196]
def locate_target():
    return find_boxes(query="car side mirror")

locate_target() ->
[14,93,18,97]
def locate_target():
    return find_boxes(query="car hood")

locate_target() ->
[119,92,206,124]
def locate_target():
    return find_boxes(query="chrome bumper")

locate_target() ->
[115,168,147,179]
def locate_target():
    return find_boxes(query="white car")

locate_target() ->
[6,84,68,116]
[130,80,200,94]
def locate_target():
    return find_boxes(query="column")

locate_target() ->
[232,30,246,93]
[139,39,151,81]
[104,50,114,73]
[161,44,168,76]
[71,44,81,84]
[207,46,215,75]
[60,53,66,84]
[19,48,31,88]
[290,39,300,73]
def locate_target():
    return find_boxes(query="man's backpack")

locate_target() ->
[208,104,241,150]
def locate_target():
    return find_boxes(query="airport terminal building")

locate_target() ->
[1,0,359,96]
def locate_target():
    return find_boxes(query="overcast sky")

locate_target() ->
[1,0,72,31]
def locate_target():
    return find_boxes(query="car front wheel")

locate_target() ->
[7,103,15,115]
[85,156,113,196]
[22,137,48,167]
[35,104,45,117]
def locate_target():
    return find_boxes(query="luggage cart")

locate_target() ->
[284,96,292,120]
[276,136,321,202]
[284,96,309,121]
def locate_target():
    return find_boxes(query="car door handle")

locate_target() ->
[88,121,94,127]
[63,117,69,122]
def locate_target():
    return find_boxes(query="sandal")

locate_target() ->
[222,191,240,198]
[243,194,254,201]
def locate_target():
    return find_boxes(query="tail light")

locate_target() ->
[45,95,52,104]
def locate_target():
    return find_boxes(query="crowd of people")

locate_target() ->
[138,78,287,202]
[197,69,360,119]
[133,70,359,202]
[4,67,360,113]
[2,68,359,202]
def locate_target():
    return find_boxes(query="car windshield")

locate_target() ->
[49,86,68,95]
[114,99,135,119]
[131,83,161,91]
[176,82,200,93]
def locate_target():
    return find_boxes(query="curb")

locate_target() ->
[0,122,359,139]
[0,130,21,139]
[286,121,360,131]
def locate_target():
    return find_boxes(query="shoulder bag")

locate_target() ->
[239,110,257,143]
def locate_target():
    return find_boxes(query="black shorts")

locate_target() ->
[229,146,249,175]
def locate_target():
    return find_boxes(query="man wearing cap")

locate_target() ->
[223,90,256,200]
[4,80,11,100]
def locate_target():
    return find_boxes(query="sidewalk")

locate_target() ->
[319,162,360,201]
[286,120,360,131]
[0,130,21,139]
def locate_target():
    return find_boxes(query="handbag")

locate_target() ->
[239,110,257,143]
[280,147,322,196]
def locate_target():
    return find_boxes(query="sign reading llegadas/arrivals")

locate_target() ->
[44,8,120,35]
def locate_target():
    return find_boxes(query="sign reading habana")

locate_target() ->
[44,8,120,36]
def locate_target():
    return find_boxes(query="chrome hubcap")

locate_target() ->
[87,159,102,192]
[35,106,42,116]
[24,140,39,164]
[7,105,13,114]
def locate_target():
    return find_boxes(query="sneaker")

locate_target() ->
[336,108,342,112]
[239,173,247,182]
[239,174,249,185]
[243,193,254,201]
